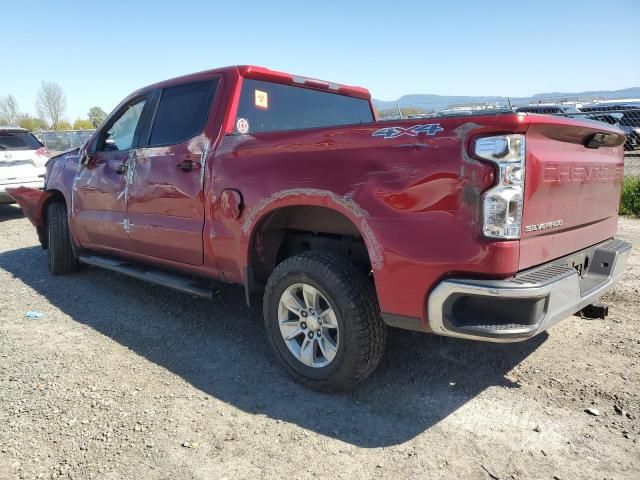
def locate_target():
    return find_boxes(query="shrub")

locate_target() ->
[620,176,640,216]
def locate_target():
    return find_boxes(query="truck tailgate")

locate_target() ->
[519,115,626,270]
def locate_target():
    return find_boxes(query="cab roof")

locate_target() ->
[141,65,371,101]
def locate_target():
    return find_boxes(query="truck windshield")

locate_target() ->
[235,79,373,134]
[0,131,43,151]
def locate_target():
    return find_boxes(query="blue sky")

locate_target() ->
[2,0,639,121]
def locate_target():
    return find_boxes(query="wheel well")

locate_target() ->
[39,190,66,249]
[249,206,371,287]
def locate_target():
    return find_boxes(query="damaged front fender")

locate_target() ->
[5,186,53,229]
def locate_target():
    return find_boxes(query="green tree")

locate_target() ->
[35,81,67,129]
[88,106,107,128]
[0,94,19,124]
[73,119,94,130]
[17,114,48,131]
[56,120,73,130]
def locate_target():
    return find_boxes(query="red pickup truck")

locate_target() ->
[8,65,630,391]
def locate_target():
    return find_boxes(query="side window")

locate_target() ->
[147,79,218,147]
[235,79,374,134]
[99,98,147,152]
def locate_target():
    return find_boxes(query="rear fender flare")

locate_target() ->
[242,188,384,272]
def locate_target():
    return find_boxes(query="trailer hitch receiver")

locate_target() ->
[579,302,609,320]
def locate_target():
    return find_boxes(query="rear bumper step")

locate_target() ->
[78,254,216,298]
[427,238,631,342]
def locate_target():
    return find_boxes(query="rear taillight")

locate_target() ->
[474,134,525,240]
[34,147,49,167]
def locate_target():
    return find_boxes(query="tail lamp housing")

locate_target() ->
[34,147,50,167]
[474,134,525,239]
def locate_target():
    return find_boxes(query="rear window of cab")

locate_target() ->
[235,79,373,134]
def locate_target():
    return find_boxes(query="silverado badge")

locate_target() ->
[525,220,563,233]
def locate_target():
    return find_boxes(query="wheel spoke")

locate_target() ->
[319,308,338,329]
[281,324,303,341]
[281,289,305,316]
[318,336,337,363]
[299,336,315,366]
[302,284,320,311]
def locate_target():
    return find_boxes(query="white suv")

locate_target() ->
[0,127,49,203]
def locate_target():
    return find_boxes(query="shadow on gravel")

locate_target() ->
[0,204,25,222]
[0,245,546,448]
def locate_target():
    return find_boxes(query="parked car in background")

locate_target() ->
[436,107,511,117]
[515,104,638,151]
[35,130,95,156]
[6,65,630,391]
[579,103,640,151]
[0,127,48,204]
[516,104,582,116]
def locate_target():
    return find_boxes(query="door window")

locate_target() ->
[147,79,218,147]
[99,99,147,151]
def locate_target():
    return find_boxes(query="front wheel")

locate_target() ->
[263,250,386,392]
[46,202,79,275]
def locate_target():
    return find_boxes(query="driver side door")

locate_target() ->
[72,95,149,254]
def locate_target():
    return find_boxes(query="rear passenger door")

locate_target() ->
[126,78,219,265]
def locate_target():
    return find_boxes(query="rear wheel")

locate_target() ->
[263,250,386,392]
[47,202,79,275]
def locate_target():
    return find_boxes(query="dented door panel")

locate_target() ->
[72,150,131,252]
[125,78,221,266]
[127,141,208,265]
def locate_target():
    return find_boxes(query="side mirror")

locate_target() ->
[79,149,90,166]
[103,138,118,152]
[79,143,98,166]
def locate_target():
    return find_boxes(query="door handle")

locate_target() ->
[176,160,200,172]
[115,164,128,174]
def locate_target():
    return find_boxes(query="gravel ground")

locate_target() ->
[0,204,639,480]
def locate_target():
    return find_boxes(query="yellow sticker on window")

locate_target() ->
[254,89,268,109]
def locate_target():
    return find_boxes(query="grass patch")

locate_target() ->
[620,176,640,216]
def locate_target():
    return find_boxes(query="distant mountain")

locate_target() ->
[373,87,640,112]
[529,87,640,100]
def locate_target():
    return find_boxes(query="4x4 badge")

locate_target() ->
[372,123,444,139]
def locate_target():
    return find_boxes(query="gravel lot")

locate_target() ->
[1,205,639,480]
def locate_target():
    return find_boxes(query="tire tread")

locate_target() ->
[47,202,78,275]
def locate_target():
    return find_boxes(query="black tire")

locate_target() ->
[46,202,79,275]
[263,250,386,392]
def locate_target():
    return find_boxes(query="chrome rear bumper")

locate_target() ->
[427,238,631,342]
